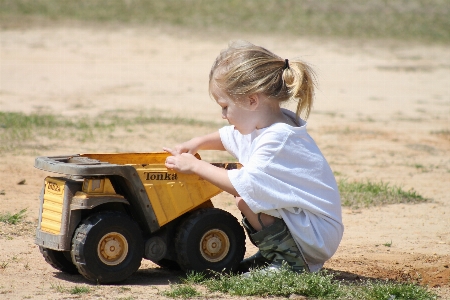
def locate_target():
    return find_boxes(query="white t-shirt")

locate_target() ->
[219,109,344,272]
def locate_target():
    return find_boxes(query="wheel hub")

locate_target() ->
[97,232,128,266]
[200,229,230,262]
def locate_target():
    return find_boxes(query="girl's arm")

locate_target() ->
[163,149,239,197]
[172,131,225,154]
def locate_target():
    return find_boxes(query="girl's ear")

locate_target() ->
[247,94,260,111]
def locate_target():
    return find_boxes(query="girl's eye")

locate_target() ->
[222,106,228,112]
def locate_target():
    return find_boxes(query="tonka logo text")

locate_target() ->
[47,182,61,192]
[143,172,178,181]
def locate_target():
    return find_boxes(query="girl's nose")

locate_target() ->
[221,113,227,120]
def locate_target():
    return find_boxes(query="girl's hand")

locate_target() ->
[165,132,225,155]
[172,139,199,155]
[163,147,199,174]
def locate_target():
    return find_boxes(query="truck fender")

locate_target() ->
[70,195,129,210]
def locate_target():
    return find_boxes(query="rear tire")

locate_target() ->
[175,208,246,273]
[71,211,144,283]
[39,246,79,274]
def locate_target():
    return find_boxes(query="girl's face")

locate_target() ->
[211,85,257,135]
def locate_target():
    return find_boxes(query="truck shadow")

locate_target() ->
[53,268,185,286]
[323,268,388,285]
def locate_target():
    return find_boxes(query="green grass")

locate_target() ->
[0,208,27,225]
[361,281,438,300]
[161,284,201,299]
[50,283,90,295]
[0,111,220,152]
[0,111,103,151]
[50,283,66,293]
[383,240,393,247]
[338,179,428,209]
[431,129,450,137]
[69,286,90,295]
[0,111,217,131]
[0,0,449,43]
[204,268,341,298]
[161,267,437,299]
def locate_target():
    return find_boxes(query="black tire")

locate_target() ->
[39,246,79,274]
[175,208,246,273]
[71,211,144,284]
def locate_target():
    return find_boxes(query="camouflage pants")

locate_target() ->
[243,215,308,273]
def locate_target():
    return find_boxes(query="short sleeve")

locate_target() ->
[219,126,239,159]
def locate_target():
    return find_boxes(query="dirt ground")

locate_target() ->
[0,24,449,299]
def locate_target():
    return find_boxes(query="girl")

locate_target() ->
[163,41,343,274]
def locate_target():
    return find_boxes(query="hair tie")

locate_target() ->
[284,59,290,70]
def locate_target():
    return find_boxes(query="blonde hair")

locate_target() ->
[209,41,316,119]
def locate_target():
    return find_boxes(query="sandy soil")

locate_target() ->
[0,24,449,299]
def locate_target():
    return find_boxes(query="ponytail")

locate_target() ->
[282,60,316,119]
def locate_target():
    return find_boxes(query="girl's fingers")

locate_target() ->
[162,147,176,155]
[163,148,176,169]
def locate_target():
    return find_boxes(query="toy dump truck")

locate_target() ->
[34,153,245,283]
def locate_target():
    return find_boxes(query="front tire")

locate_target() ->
[175,208,246,273]
[71,211,144,284]
[39,247,79,274]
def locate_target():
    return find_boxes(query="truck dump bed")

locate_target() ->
[35,153,239,227]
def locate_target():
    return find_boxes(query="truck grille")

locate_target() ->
[40,177,65,234]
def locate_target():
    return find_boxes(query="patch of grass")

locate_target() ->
[161,284,201,299]
[69,286,90,295]
[338,179,428,209]
[0,0,449,43]
[117,286,132,293]
[0,111,59,130]
[0,111,97,151]
[0,208,27,225]
[50,284,91,295]
[383,240,393,247]
[167,266,436,299]
[431,129,450,137]
[181,271,207,284]
[360,280,438,300]
[100,111,220,128]
[205,268,341,298]
[50,283,66,293]
[0,111,220,153]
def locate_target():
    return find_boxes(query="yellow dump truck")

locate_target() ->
[34,153,245,283]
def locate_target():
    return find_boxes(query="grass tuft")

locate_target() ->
[182,271,207,284]
[50,283,66,293]
[50,284,91,295]
[383,240,393,247]
[0,209,27,225]
[160,283,201,299]
[69,286,90,295]
[360,280,438,300]
[338,179,428,209]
